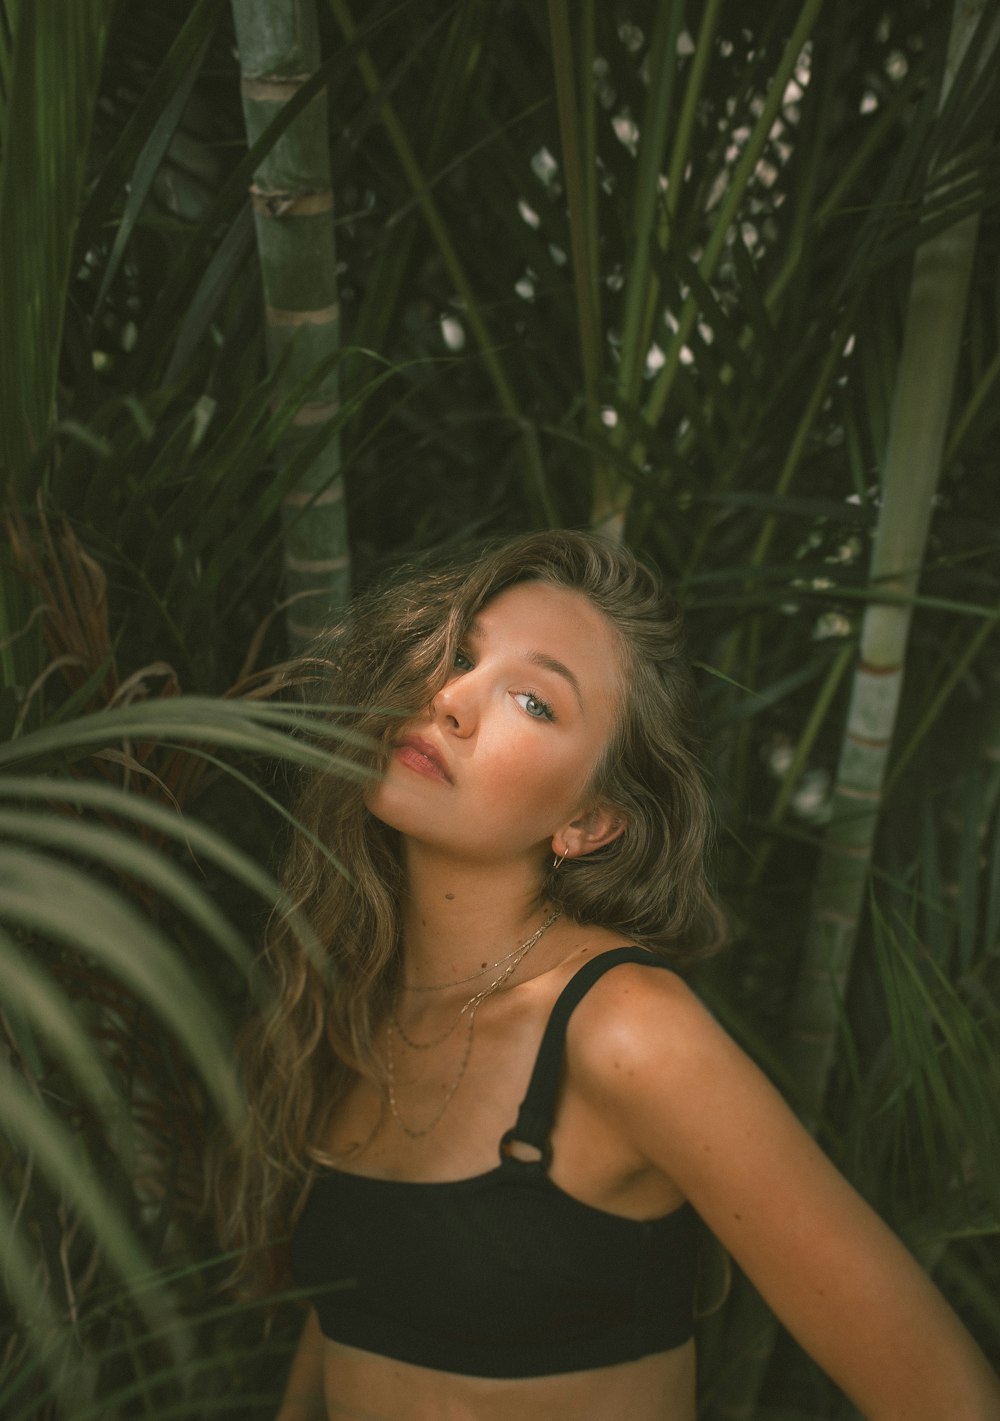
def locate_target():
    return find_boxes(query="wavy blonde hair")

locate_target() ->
[218,531,726,1291]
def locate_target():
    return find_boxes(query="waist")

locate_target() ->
[318,1334,698,1421]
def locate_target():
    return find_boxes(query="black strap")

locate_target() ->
[501,947,669,1166]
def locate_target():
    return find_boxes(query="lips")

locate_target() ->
[394,735,453,784]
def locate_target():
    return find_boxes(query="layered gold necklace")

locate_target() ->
[386,909,562,1139]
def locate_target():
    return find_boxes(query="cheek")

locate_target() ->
[497,749,590,823]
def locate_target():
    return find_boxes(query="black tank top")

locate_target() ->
[289,948,696,1378]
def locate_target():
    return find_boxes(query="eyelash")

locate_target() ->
[452,650,556,723]
[515,690,556,722]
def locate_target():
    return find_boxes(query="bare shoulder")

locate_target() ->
[563,951,807,1195]
[566,954,727,1092]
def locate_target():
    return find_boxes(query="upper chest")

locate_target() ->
[328,975,559,1179]
[322,954,684,1219]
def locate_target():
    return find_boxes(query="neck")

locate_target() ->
[398,840,556,988]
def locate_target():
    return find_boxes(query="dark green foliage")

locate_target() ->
[1,0,998,1416]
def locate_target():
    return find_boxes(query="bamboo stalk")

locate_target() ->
[230,0,349,648]
[712,8,997,1415]
[786,0,995,1121]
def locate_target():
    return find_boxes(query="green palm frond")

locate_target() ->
[0,695,371,1399]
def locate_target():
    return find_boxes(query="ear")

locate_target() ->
[552,804,626,862]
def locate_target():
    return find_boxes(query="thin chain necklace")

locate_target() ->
[386,909,561,1139]
[401,936,533,993]
[390,909,562,1049]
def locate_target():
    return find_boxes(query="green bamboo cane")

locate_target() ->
[230,0,349,648]
[708,8,997,1416]
[786,0,995,1122]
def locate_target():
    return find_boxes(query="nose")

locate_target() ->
[430,669,478,736]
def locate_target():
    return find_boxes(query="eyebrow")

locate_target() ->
[466,620,584,709]
[526,651,583,708]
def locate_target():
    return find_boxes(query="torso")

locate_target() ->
[307,927,697,1421]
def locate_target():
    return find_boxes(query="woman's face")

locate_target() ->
[366,580,624,866]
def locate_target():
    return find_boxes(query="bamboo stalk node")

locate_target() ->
[835,784,880,807]
[283,485,344,509]
[266,303,339,327]
[857,658,902,677]
[816,908,857,927]
[289,399,340,426]
[240,74,311,102]
[828,839,874,861]
[840,733,892,755]
[251,186,333,218]
[286,554,351,575]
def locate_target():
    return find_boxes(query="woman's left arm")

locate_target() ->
[574,967,1000,1421]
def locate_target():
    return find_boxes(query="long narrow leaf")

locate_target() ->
[0,1064,187,1354]
[0,926,130,1154]
[0,847,242,1124]
[0,0,116,484]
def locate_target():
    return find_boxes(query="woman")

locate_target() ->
[224,531,1000,1421]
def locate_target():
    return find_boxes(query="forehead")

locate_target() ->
[472,579,622,714]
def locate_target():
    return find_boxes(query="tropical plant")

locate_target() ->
[2,0,999,1416]
[788,0,998,1116]
[0,513,370,1418]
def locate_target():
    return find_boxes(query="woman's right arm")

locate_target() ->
[276,1307,327,1421]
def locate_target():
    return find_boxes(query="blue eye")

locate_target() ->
[454,649,473,671]
[514,691,555,721]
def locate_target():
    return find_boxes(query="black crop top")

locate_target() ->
[289,948,696,1378]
